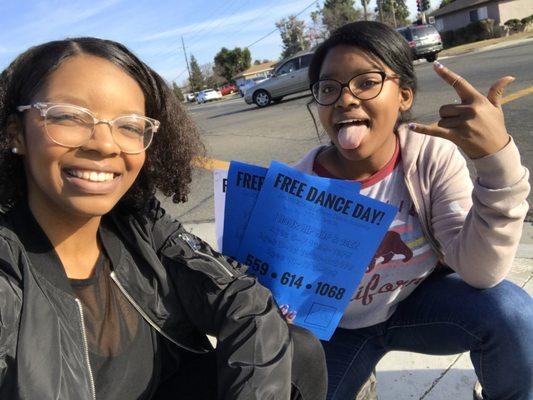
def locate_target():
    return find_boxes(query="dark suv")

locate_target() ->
[396,24,443,62]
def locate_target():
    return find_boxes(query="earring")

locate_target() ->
[11,147,18,154]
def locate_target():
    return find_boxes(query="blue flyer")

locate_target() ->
[222,161,268,259]
[222,160,362,259]
[236,161,397,340]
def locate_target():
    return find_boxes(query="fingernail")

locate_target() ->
[287,311,297,320]
[408,122,416,130]
[434,61,444,69]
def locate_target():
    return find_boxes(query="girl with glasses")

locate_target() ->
[293,21,532,399]
[0,38,326,399]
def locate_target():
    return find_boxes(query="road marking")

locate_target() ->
[501,85,533,104]
[192,157,229,170]
[194,86,533,171]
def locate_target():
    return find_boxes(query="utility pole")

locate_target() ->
[361,0,368,21]
[378,0,384,23]
[181,36,193,92]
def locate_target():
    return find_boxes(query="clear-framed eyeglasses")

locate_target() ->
[311,70,400,106]
[16,102,160,154]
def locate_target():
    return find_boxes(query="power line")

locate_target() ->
[184,0,243,45]
[186,0,248,49]
[155,0,320,80]
[171,68,188,83]
[222,0,281,41]
[246,0,319,48]
[143,0,243,63]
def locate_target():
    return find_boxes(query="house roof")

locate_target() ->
[233,61,277,79]
[429,0,496,17]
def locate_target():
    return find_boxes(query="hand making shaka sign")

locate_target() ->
[409,61,514,159]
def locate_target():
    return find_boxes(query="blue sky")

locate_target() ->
[0,0,424,85]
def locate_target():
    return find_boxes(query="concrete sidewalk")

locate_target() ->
[183,221,533,400]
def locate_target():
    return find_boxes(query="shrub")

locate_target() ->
[520,14,533,27]
[504,18,522,32]
[441,19,496,48]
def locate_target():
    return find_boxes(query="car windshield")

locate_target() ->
[411,26,438,39]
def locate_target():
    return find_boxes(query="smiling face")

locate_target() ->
[15,54,146,219]
[317,45,413,167]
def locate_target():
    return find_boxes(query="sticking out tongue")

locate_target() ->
[338,124,369,150]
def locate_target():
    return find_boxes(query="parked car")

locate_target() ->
[396,24,443,62]
[219,83,237,96]
[196,89,222,104]
[244,51,313,107]
[185,92,196,102]
[238,76,269,97]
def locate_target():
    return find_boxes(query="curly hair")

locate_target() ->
[0,37,205,211]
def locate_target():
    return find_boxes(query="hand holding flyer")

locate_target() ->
[216,161,397,340]
[235,162,396,340]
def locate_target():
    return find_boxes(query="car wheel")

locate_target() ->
[254,90,271,107]
[425,54,437,62]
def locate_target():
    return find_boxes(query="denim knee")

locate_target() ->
[475,280,533,347]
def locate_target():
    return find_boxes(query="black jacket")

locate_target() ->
[0,200,292,399]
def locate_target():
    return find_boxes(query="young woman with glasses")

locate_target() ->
[0,38,327,399]
[292,21,532,399]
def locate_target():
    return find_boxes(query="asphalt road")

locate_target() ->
[164,40,533,223]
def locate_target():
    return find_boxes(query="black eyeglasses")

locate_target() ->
[311,70,400,106]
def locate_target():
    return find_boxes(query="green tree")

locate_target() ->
[189,55,205,92]
[172,82,184,102]
[213,47,251,82]
[375,0,410,27]
[322,0,361,33]
[276,15,310,59]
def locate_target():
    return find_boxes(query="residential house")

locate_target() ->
[430,0,533,32]
[232,61,277,89]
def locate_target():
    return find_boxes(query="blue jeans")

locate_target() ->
[322,269,533,400]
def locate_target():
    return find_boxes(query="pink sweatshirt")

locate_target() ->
[293,125,530,289]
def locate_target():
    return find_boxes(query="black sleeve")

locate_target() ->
[0,239,23,397]
[147,199,293,399]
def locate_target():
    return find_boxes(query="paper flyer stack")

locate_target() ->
[214,161,397,340]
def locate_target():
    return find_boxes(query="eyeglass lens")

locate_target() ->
[312,72,385,105]
[44,105,154,153]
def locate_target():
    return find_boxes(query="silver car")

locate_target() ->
[245,51,313,107]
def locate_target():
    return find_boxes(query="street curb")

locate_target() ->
[440,36,533,58]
